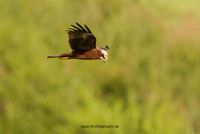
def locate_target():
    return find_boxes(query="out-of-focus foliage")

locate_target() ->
[0,0,200,134]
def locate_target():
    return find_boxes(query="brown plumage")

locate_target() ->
[47,23,109,62]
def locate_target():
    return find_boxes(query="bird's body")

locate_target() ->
[47,48,107,60]
[47,23,109,62]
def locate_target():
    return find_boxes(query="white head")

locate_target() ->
[100,49,108,62]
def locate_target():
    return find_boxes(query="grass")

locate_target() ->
[0,0,200,134]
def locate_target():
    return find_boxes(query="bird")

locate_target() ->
[47,23,109,62]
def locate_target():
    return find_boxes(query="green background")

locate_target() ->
[0,0,200,134]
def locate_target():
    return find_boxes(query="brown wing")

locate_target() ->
[66,23,96,51]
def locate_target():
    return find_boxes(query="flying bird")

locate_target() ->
[47,23,109,62]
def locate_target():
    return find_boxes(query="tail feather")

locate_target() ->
[47,55,60,58]
[47,53,72,59]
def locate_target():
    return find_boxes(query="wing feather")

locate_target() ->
[66,23,96,51]
[76,23,86,31]
[71,25,82,31]
[84,24,92,33]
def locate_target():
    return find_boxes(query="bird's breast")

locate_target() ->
[73,49,102,59]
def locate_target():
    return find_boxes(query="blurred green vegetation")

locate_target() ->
[0,0,200,134]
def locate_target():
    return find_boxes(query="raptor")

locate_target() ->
[47,23,109,62]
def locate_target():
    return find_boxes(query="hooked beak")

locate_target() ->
[100,57,106,63]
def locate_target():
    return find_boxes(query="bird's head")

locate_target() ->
[100,45,109,62]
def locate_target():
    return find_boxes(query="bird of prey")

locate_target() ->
[47,23,109,62]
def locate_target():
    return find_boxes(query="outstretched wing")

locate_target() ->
[66,23,96,51]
